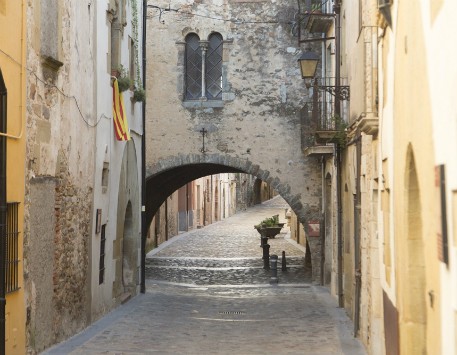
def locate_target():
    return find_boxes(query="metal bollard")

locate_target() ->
[262,243,270,269]
[270,254,278,284]
[282,251,287,271]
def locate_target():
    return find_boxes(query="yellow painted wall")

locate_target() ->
[0,0,26,353]
[391,1,441,353]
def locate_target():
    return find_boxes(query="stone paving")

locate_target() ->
[42,196,367,355]
[145,196,310,286]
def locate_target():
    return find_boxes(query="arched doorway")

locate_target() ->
[113,141,140,301]
[399,147,426,354]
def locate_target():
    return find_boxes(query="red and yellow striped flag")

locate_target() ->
[112,79,131,141]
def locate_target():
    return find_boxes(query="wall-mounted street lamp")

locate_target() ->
[297,49,350,102]
[297,50,319,79]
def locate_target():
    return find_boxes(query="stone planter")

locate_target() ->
[255,226,283,239]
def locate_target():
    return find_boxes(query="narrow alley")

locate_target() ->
[43,197,366,355]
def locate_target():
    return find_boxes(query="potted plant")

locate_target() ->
[133,86,145,102]
[254,214,284,238]
[115,65,132,93]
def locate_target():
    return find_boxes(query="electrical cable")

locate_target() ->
[0,48,109,128]
[147,4,292,24]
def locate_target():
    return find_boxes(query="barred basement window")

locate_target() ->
[99,224,107,285]
[185,32,223,101]
[6,202,20,294]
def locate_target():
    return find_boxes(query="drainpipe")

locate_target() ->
[334,1,344,308]
[0,70,8,355]
[353,134,362,336]
[320,157,325,286]
[140,0,147,294]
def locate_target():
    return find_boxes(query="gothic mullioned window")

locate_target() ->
[185,32,223,100]
[185,33,203,100]
[206,33,223,100]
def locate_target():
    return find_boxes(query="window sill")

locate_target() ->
[182,100,224,109]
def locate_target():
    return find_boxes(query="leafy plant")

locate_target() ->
[331,115,348,147]
[130,0,143,98]
[255,215,280,229]
[133,87,145,102]
[116,65,132,92]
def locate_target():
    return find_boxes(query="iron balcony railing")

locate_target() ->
[301,77,349,148]
[297,0,335,38]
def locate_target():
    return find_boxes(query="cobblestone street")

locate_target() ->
[43,197,366,355]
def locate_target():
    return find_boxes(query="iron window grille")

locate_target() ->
[99,224,106,285]
[185,33,202,100]
[5,202,20,294]
[206,33,223,100]
[185,32,223,101]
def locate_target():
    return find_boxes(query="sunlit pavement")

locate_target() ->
[43,197,366,355]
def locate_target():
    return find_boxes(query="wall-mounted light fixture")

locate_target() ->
[297,50,320,79]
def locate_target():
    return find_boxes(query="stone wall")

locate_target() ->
[24,0,95,352]
[145,0,323,225]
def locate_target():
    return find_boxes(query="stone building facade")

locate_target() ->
[24,1,96,351]
[23,1,144,353]
[145,0,324,282]
[148,172,259,252]
[297,0,383,352]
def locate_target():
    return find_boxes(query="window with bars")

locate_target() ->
[5,202,20,294]
[185,32,223,101]
[99,224,107,285]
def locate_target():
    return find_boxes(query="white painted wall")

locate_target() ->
[91,0,144,318]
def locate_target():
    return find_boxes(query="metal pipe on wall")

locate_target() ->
[0,69,8,355]
[334,1,344,308]
[353,135,362,336]
[140,0,147,294]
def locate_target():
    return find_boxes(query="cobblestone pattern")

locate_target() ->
[44,283,366,355]
[146,197,311,285]
[42,198,366,355]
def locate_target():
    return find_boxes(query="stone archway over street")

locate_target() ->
[145,153,323,282]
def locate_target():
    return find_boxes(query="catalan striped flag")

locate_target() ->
[112,79,130,141]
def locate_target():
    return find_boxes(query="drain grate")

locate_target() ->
[218,311,246,315]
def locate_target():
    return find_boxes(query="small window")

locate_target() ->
[184,32,223,101]
[5,202,20,294]
[102,162,109,193]
[99,224,107,284]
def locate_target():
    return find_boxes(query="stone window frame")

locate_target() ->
[177,30,234,109]
[107,0,128,76]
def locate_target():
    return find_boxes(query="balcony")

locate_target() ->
[301,78,349,155]
[298,0,334,36]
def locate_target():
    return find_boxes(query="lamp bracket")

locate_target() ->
[299,36,335,44]
[319,85,350,101]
